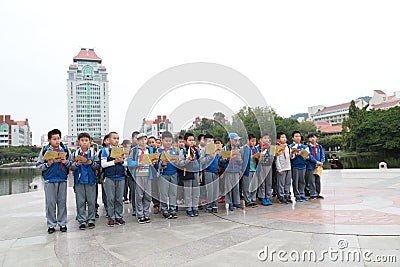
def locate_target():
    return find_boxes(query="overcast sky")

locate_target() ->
[1,0,400,145]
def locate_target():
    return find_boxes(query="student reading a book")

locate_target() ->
[156,131,179,219]
[100,132,127,227]
[241,134,259,207]
[200,133,221,213]
[128,133,157,224]
[275,132,292,204]
[36,129,72,234]
[71,132,99,230]
[256,133,274,206]
[289,131,310,202]
[306,133,325,199]
[219,133,243,211]
[178,132,201,217]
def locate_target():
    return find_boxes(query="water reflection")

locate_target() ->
[0,167,43,196]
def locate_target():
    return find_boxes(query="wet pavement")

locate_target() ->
[1,169,399,266]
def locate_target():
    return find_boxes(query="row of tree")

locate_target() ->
[0,146,42,162]
[179,107,318,144]
[342,101,400,152]
[180,103,400,153]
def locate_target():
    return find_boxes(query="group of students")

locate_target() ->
[37,128,325,234]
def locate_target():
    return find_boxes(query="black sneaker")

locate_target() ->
[47,227,55,234]
[95,213,99,218]
[138,217,146,224]
[88,223,95,229]
[116,218,126,225]
[79,224,86,230]
[107,219,115,227]
[162,212,170,219]
[144,217,151,223]
[171,212,178,219]
[60,226,67,232]
[317,195,324,199]
[193,210,199,216]
[212,207,218,213]
[279,197,288,204]
[285,196,293,203]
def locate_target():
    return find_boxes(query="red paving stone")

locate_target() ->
[259,209,400,225]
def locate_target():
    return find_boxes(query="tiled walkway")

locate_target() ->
[1,169,399,266]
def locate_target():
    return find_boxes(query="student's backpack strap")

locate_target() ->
[60,142,70,159]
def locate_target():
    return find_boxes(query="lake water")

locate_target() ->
[0,167,43,196]
[324,152,400,169]
[0,152,399,196]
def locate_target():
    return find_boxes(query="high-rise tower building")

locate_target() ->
[67,48,109,145]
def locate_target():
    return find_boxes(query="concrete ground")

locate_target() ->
[1,169,399,266]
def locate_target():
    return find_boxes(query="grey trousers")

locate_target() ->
[257,166,273,199]
[224,172,240,205]
[131,178,136,214]
[159,173,178,213]
[204,172,219,209]
[277,170,292,198]
[135,176,152,218]
[75,183,97,224]
[306,170,321,197]
[44,181,67,228]
[292,168,306,198]
[104,178,124,220]
[183,173,200,211]
[242,172,257,204]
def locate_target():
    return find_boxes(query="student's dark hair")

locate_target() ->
[148,136,156,140]
[103,134,110,142]
[214,137,222,143]
[178,135,183,140]
[131,131,140,138]
[184,132,194,141]
[301,135,305,142]
[332,154,337,157]
[248,133,256,140]
[161,131,173,139]
[277,132,286,139]
[292,131,301,138]
[307,133,318,139]
[48,129,61,139]
[78,132,91,140]
[122,139,131,146]
[260,132,269,138]
[108,131,118,137]
[197,134,205,142]
[204,133,214,140]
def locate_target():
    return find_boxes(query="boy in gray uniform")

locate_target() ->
[128,133,156,224]
[157,131,179,219]
[36,129,72,234]
[71,132,100,230]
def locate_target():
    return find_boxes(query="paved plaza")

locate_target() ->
[1,169,399,266]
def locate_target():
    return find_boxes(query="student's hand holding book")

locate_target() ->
[114,157,123,164]
[47,159,54,167]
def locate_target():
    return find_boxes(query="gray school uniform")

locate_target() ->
[158,173,178,213]
[200,147,219,209]
[275,145,292,198]
[101,148,127,221]
[128,147,153,218]
[71,151,100,225]
[36,146,72,228]
[257,153,274,200]
[178,148,200,211]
